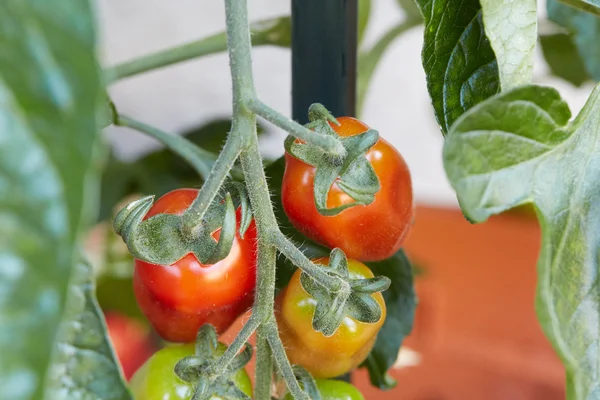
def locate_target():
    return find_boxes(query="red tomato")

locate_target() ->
[282,117,414,261]
[133,188,257,342]
[104,311,156,380]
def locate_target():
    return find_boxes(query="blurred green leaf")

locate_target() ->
[358,0,371,47]
[97,277,144,322]
[443,83,600,399]
[540,33,591,87]
[396,0,422,20]
[548,0,600,82]
[0,1,103,399]
[46,262,132,400]
[415,0,500,135]
[556,0,600,16]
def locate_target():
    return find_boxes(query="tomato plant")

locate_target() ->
[9,0,600,399]
[130,342,252,399]
[282,116,414,261]
[276,257,386,378]
[133,188,257,342]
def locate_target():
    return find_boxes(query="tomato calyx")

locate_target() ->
[113,182,252,266]
[174,325,252,400]
[300,248,391,337]
[284,103,381,216]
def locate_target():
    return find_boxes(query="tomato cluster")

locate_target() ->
[122,115,412,398]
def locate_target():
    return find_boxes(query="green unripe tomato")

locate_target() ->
[129,343,252,399]
[284,378,365,400]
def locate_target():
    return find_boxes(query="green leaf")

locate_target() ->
[480,0,537,90]
[548,0,600,82]
[0,1,103,399]
[443,83,600,399]
[360,251,416,390]
[540,33,591,87]
[415,0,500,135]
[556,0,600,16]
[45,262,132,400]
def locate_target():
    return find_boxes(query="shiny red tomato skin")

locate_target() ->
[133,188,257,342]
[282,117,414,261]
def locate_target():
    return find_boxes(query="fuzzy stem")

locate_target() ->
[180,131,243,234]
[249,98,345,156]
[271,232,343,291]
[253,330,273,399]
[224,1,304,399]
[105,16,290,83]
[266,322,310,400]
[207,314,260,377]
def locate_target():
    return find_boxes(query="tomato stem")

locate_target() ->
[253,332,273,399]
[266,322,311,400]
[270,232,345,292]
[249,98,346,156]
[180,132,243,236]
[206,314,260,377]
[104,16,291,84]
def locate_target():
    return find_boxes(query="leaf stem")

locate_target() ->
[207,314,260,377]
[266,322,310,400]
[270,232,343,292]
[249,98,345,156]
[116,114,214,179]
[104,16,291,84]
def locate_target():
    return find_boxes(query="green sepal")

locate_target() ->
[174,325,252,400]
[203,193,236,264]
[113,182,253,266]
[222,181,253,238]
[299,248,391,336]
[284,120,380,216]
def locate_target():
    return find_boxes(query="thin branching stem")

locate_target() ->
[105,16,290,83]
[180,131,243,234]
[266,322,310,400]
[253,330,273,399]
[270,232,344,292]
[249,98,345,156]
[206,313,260,377]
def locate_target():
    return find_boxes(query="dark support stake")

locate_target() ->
[291,0,358,384]
[291,0,358,122]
